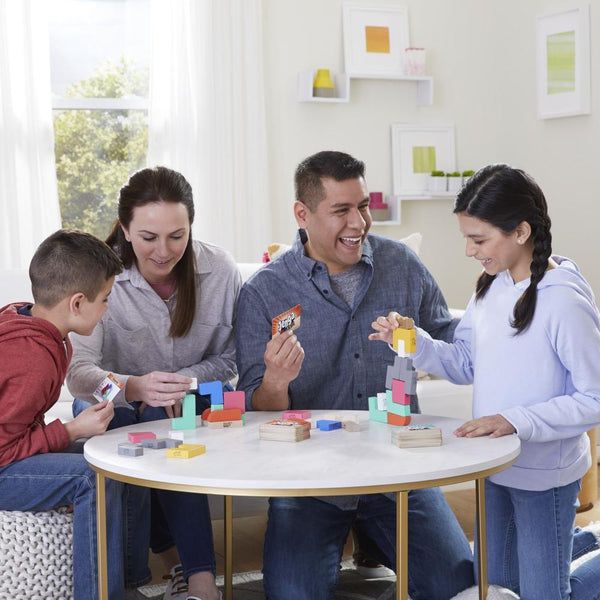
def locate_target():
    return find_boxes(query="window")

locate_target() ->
[49,0,150,239]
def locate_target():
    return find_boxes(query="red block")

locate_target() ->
[387,413,411,426]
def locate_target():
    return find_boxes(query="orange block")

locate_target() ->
[387,413,411,427]
[206,408,243,423]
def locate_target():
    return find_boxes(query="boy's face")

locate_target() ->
[73,276,115,336]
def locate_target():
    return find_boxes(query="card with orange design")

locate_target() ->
[271,304,301,337]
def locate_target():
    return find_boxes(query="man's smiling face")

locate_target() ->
[294,176,372,275]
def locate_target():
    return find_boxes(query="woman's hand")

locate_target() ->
[125,372,193,409]
[369,311,404,345]
[454,414,516,439]
[64,400,114,441]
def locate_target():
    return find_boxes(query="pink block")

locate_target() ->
[392,379,410,405]
[128,431,156,443]
[223,390,246,413]
[282,410,312,420]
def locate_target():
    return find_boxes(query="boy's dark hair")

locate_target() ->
[30,229,123,308]
[295,151,366,211]
[454,163,552,334]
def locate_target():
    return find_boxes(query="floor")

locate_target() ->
[147,479,600,581]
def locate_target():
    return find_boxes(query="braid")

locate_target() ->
[475,272,495,300]
[511,213,552,333]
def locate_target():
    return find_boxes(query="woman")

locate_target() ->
[67,166,240,600]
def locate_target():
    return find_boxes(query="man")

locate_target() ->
[235,151,474,600]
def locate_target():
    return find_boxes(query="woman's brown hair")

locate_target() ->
[106,166,197,337]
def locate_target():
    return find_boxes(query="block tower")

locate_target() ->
[369,317,417,426]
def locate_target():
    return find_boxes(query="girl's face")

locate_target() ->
[457,212,533,283]
[122,201,191,284]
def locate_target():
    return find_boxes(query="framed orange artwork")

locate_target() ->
[343,3,410,78]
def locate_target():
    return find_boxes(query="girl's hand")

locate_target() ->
[126,372,193,407]
[454,415,516,439]
[368,311,404,344]
[65,400,114,441]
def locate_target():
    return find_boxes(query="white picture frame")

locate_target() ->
[391,124,456,196]
[536,4,591,119]
[342,3,410,79]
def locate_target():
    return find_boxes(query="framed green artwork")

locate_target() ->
[536,5,590,119]
[391,124,455,195]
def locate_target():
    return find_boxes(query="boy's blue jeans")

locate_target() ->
[478,478,600,600]
[0,451,124,600]
[73,396,216,587]
[262,489,474,600]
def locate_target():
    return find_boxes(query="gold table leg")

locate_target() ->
[96,471,109,600]
[475,478,488,600]
[396,491,409,600]
[224,495,233,600]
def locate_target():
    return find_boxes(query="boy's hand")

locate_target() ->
[64,400,114,441]
[126,372,193,408]
[369,311,404,344]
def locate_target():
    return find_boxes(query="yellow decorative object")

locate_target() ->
[313,69,335,98]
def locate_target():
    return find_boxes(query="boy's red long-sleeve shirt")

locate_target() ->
[0,303,71,466]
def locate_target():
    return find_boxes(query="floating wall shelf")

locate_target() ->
[297,71,434,106]
[369,193,455,226]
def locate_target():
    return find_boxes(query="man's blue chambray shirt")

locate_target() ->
[235,230,457,509]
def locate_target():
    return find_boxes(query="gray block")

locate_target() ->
[142,438,168,449]
[163,438,183,448]
[118,442,143,457]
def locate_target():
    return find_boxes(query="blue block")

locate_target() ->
[316,419,342,431]
[199,380,223,407]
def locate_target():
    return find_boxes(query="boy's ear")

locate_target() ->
[68,292,87,315]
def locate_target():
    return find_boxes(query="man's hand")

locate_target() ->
[454,414,516,439]
[251,330,305,411]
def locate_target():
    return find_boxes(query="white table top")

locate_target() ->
[84,411,520,496]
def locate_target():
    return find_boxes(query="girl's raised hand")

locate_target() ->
[454,414,516,439]
[369,311,404,344]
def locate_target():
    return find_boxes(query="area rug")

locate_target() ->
[137,558,395,599]
[137,522,600,600]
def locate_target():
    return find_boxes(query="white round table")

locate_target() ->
[85,411,520,600]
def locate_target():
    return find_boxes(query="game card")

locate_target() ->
[93,373,123,403]
[271,304,301,337]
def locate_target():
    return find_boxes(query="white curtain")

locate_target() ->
[0,0,61,269]
[148,0,271,262]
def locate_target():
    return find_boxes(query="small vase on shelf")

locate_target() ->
[369,192,390,221]
[313,69,335,98]
[447,172,462,193]
[428,171,447,193]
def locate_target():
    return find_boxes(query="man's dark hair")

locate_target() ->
[295,151,366,211]
[29,229,123,307]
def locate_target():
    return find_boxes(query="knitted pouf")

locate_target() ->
[0,508,73,600]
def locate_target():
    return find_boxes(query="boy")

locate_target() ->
[0,229,125,600]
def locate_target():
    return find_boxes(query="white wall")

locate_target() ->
[263,0,600,309]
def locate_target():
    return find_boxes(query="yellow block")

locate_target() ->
[393,328,417,353]
[166,444,206,459]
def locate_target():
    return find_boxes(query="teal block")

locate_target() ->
[368,396,378,411]
[387,402,411,417]
[211,404,224,411]
[172,394,196,430]
[369,409,388,423]
[386,389,393,404]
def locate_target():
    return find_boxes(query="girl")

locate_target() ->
[370,164,600,600]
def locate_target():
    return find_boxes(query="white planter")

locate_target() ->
[447,176,462,193]
[428,176,447,193]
